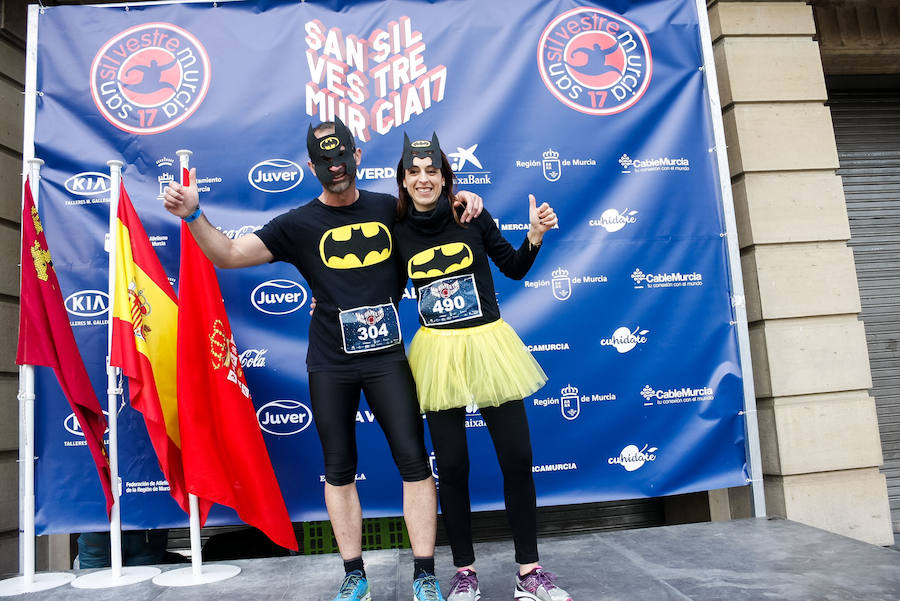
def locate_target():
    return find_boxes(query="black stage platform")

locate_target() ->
[5,518,899,600]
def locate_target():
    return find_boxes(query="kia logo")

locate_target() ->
[248,159,303,193]
[251,280,307,315]
[64,411,110,436]
[64,172,111,196]
[65,289,109,317]
[257,400,312,436]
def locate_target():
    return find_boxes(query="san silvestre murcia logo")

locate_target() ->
[537,7,652,115]
[90,23,211,134]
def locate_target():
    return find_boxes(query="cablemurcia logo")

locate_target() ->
[90,23,211,135]
[537,7,651,115]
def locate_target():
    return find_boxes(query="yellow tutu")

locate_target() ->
[408,319,547,412]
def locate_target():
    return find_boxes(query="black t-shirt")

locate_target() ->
[255,189,407,371]
[393,199,539,329]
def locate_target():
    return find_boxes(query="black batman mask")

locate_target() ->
[402,132,442,170]
[307,116,357,186]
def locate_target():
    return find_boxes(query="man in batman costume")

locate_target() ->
[163,117,482,601]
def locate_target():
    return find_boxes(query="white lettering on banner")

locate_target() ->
[640,385,715,406]
[124,479,171,494]
[600,326,649,353]
[589,208,638,232]
[239,348,268,368]
[524,267,608,302]
[526,343,570,352]
[619,153,690,174]
[304,16,448,140]
[357,167,396,180]
[532,463,578,473]
[532,385,616,419]
[631,268,703,289]
[608,444,658,471]
[355,410,376,423]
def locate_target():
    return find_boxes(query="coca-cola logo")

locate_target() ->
[240,348,268,368]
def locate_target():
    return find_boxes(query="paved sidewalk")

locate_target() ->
[3,518,898,600]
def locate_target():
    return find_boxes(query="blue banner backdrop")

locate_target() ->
[29,0,749,534]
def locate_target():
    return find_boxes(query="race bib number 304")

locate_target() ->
[418,274,483,326]
[339,303,402,354]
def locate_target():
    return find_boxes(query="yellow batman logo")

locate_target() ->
[319,222,392,269]
[319,136,340,151]
[408,243,473,278]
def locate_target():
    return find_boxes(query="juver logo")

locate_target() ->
[90,23,211,134]
[257,400,312,436]
[251,280,308,315]
[538,7,652,115]
[248,159,304,193]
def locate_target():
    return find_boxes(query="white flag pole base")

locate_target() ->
[0,572,75,596]
[152,563,240,587]
[70,565,160,589]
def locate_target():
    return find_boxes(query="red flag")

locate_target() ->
[177,169,297,550]
[16,178,114,514]
[110,181,194,516]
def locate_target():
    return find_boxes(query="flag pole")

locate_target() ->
[71,162,159,589]
[0,161,76,597]
[152,149,240,587]
[105,160,125,579]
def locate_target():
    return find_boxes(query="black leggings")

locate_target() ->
[426,400,538,566]
[308,361,432,486]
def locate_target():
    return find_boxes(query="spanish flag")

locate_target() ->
[16,178,114,515]
[110,181,195,516]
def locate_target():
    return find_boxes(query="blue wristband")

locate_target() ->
[183,207,202,223]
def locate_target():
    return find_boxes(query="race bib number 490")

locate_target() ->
[339,303,402,354]
[418,274,483,326]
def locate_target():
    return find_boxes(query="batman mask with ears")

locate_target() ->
[307,116,357,186]
[402,132,443,170]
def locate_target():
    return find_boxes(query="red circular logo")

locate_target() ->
[537,7,652,116]
[90,23,211,135]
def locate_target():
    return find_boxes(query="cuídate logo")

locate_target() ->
[537,7,652,115]
[90,22,211,135]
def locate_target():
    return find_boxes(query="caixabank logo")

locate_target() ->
[90,23,211,135]
[537,7,652,115]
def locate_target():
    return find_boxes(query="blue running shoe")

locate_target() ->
[413,573,445,601]
[333,570,371,601]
